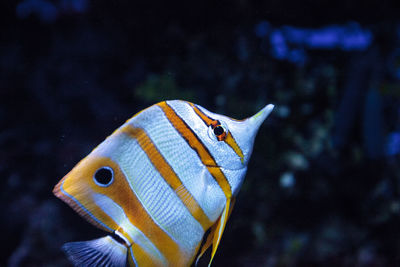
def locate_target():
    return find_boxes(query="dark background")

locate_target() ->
[2,0,400,266]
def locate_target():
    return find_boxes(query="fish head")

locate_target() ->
[168,100,274,195]
[189,102,274,167]
[53,134,136,237]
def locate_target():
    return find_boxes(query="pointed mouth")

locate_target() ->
[249,104,274,128]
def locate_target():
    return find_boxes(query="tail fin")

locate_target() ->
[62,235,127,267]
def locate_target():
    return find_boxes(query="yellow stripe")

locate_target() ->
[119,124,213,231]
[158,101,232,199]
[58,155,185,265]
[188,102,245,164]
[224,132,245,164]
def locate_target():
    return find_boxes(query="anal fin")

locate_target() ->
[62,235,127,267]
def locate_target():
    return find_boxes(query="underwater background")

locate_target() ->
[2,0,400,266]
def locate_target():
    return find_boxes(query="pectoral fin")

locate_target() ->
[196,197,236,266]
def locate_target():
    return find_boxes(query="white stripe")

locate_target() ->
[91,193,166,265]
[93,132,204,256]
[167,100,247,195]
[130,105,226,223]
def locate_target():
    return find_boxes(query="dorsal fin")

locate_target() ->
[62,235,127,267]
[196,197,236,266]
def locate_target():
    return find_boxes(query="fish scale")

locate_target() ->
[54,100,274,267]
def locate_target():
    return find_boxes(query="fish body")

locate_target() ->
[53,100,274,267]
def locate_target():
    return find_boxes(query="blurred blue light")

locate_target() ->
[396,68,400,80]
[255,21,270,38]
[340,23,372,51]
[282,26,307,45]
[270,30,289,60]
[60,0,88,13]
[280,172,296,188]
[288,49,307,65]
[257,21,372,65]
[16,0,58,22]
[386,132,400,156]
[16,0,89,22]
[307,26,340,49]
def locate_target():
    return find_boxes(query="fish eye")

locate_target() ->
[211,121,227,141]
[93,167,114,187]
[213,125,224,136]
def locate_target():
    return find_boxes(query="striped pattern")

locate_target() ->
[188,102,245,163]
[92,193,167,266]
[119,124,213,231]
[130,106,226,222]
[55,155,185,265]
[54,99,270,267]
[158,101,233,199]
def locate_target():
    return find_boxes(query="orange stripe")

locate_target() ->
[158,101,232,199]
[57,155,186,265]
[224,132,245,164]
[188,102,215,125]
[55,173,137,246]
[92,158,186,265]
[119,125,213,231]
[54,177,120,233]
[128,244,163,267]
[188,102,245,164]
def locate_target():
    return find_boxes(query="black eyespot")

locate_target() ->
[93,167,114,186]
[213,125,225,136]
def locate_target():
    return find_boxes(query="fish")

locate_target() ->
[53,100,274,267]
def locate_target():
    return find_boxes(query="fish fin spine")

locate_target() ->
[195,197,236,266]
[62,235,128,267]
